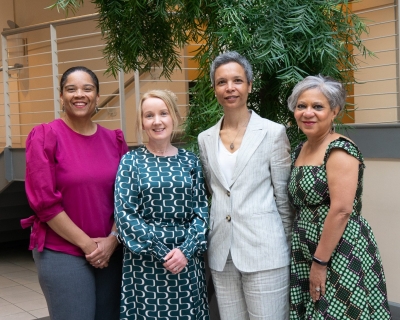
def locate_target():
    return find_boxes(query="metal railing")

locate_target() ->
[0,13,196,150]
[351,2,400,124]
[1,2,400,150]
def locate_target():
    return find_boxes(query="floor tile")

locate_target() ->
[15,298,47,312]
[1,291,43,304]
[12,261,36,273]
[28,307,49,318]
[2,271,37,280]
[0,264,27,275]
[3,277,38,286]
[0,304,25,317]
[0,286,33,297]
[8,259,35,270]
[0,312,37,320]
[0,243,48,320]
[2,272,38,286]
[0,277,19,289]
[0,298,10,306]
[22,284,42,295]
[15,266,36,274]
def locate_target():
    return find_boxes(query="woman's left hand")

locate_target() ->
[163,248,188,274]
[309,262,327,302]
[85,236,119,269]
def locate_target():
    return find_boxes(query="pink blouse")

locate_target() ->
[21,119,128,256]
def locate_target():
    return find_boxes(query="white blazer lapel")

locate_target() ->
[206,117,231,190]
[231,112,267,185]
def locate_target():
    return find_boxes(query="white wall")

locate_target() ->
[362,159,400,303]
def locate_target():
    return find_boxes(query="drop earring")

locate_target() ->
[330,119,335,133]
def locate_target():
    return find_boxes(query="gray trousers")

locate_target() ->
[33,247,122,320]
[210,254,289,320]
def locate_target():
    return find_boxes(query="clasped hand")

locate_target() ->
[163,248,188,274]
[85,236,118,269]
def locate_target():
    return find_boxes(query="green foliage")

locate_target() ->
[185,0,370,150]
[51,0,370,150]
[47,0,84,15]
[52,0,210,79]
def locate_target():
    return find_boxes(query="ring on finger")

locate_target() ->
[97,260,101,264]
[315,287,321,292]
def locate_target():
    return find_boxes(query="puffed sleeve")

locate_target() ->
[114,129,129,157]
[114,151,171,262]
[178,155,209,260]
[25,124,64,220]
[21,124,64,251]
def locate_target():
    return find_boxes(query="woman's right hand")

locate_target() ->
[163,248,188,274]
[81,239,107,268]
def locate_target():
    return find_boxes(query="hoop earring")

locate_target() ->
[95,106,99,113]
[297,126,300,133]
[330,120,335,134]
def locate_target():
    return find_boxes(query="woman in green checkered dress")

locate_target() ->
[287,75,391,319]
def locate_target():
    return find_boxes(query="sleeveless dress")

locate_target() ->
[288,137,391,320]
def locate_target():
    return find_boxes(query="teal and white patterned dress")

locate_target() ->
[288,138,391,320]
[114,146,210,320]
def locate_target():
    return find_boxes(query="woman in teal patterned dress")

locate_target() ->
[287,75,391,319]
[114,90,209,320]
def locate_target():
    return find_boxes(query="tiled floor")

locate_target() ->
[0,242,49,320]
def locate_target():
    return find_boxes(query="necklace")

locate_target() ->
[146,144,171,155]
[228,112,251,150]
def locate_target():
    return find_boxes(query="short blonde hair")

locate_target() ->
[137,90,181,143]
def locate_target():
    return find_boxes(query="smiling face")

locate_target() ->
[294,88,339,137]
[214,62,252,111]
[61,70,99,120]
[142,97,174,143]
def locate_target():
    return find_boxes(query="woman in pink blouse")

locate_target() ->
[21,66,128,320]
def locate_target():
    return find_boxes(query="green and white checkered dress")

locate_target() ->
[288,138,391,320]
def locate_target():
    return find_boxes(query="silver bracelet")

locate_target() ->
[109,231,121,244]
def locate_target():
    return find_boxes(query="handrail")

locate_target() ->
[94,74,136,116]
[1,13,100,36]
[0,63,23,72]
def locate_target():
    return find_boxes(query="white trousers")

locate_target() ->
[210,257,290,320]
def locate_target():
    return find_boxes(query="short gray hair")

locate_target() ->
[287,75,347,112]
[210,51,253,88]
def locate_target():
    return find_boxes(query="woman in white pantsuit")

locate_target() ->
[198,51,295,320]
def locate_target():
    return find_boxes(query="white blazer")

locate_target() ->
[198,111,294,272]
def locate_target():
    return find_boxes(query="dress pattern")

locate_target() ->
[288,138,391,320]
[114,146,210,320]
